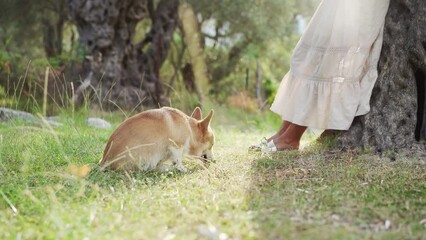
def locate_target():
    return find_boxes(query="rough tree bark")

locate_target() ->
[327,0,426,153]
[68,0,179,110]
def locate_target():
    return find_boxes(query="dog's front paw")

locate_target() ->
[158,164,174,173]
[175,165,187,173]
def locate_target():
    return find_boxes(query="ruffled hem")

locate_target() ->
[270,72,360,130]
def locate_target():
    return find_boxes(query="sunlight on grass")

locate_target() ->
[0,108,425,239]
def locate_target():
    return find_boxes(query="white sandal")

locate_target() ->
[248,137,267,151]
[249,138,275,152]
[262,141,298,153]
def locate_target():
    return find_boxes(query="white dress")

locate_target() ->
[270,0,390,130]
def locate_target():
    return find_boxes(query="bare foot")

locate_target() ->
[272,134,299,150]
[270,122,307,150]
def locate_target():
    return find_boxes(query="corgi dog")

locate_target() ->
[99,107,214,172]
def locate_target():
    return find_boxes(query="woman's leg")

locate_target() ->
[268,120,291,142]
[272,122,307,149]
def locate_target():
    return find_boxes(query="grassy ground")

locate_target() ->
[0,107,425,239]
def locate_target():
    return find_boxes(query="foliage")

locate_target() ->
[0,0,69,60]
[185,0,319,103]
[0,0,320,112]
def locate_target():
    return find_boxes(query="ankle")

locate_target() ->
[274,136,300,148]
[269,127,288,142]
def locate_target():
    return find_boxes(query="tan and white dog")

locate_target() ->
[99,107,215,172]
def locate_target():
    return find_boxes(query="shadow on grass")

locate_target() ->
[246,145,426,239]
[246,150,323,239]
[86,165,189,189]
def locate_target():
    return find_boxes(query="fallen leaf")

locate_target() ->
[68,164,91,178]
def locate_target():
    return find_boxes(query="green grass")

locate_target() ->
[0,107,425,239]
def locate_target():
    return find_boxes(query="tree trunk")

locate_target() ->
[68,0,179,110]
[179,2,210,104]
[42,19,58,58]
[255,60,265,111]
[42,0,67,59]
[328,0,426,153]
[181,63,197,93]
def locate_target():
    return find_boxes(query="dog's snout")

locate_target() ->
[200,150,214,164]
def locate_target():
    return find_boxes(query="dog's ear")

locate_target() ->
[191,107,203,120]
[199,109,214,130]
